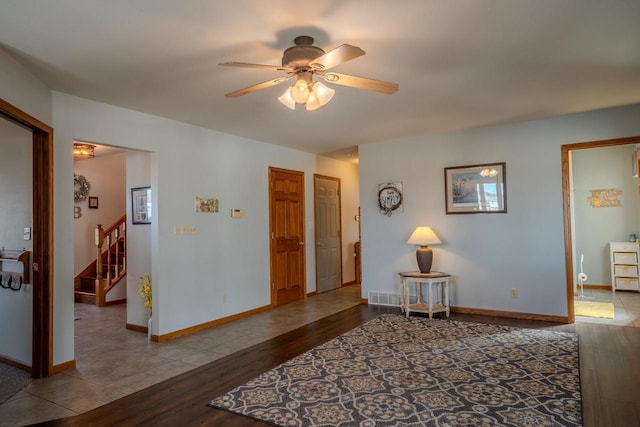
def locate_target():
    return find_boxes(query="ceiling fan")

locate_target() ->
[219,35,398,110]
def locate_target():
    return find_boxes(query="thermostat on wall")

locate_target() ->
[231,209,244,218]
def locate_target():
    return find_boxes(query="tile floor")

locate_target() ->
[574,288,640,327]
[0,285,362,426]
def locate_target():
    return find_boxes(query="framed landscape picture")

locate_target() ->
[444,162,506,214]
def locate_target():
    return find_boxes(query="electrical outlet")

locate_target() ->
[221,293,227,304]
[510,288,518,298]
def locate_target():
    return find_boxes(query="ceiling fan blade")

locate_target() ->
[219,62,293,72]
[321,72,398,94]
[309,44,365,70]
[224,76,293,98]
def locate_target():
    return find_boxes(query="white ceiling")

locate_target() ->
[1,0,639,160]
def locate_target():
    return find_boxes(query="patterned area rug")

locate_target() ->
[208,315,582,426]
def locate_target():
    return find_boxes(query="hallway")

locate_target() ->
[575,288,640,327]
[0,285,362,426]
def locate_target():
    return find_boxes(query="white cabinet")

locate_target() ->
[610,242,640,292]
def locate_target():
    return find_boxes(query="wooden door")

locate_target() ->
[269,167,305,306]
[314,175,342,293]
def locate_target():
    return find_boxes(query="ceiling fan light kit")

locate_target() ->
[220,35,398,111]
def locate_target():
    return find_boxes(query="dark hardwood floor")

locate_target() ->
[33,306,640,427]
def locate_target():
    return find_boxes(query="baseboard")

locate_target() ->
[0,354,31,372]
[0,354,76,376]
[127,304,274,343]
[574,284,612,295]
[126,323,147,333]
[451,306,569,323]
[51,359,76,375]
[308,281,357,297]
[584,284,612,290]
[105,298,127,306]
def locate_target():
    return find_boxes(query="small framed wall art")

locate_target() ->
[131,186,152,224]
[444,162,507,214]
[195,197,219,213]
[378,182,403,216]
[88,196,99,209]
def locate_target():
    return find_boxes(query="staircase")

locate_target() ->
[75,215,127,306]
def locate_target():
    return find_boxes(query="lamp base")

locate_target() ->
[416,246,433,273]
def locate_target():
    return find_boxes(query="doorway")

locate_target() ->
[314,174,342,293]
[269,167,306,306]
[562,135,640,324]
[0,98,54,378]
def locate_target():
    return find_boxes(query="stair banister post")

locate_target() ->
[95,224,106,307]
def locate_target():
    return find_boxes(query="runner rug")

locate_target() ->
[574,300,615,319]
[208,314,582,426]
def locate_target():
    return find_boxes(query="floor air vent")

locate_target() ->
[368,291,401,307]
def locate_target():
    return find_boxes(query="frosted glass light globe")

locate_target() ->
[290,78,310,103]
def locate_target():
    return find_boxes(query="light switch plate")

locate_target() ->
[23,227,31,240]
[231,208,244,218]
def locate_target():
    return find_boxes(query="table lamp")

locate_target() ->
[407,226,441,273]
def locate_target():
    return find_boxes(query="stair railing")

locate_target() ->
[95,214,127,306]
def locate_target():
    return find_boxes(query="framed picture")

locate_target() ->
[88,196,99,209]
[131,186,152,224]
[444,162,507,214]
[195,197,219,213]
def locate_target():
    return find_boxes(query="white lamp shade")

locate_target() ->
[278,87,296,110]
[407,226,441,246]
[306,82,335,111]
[290,77,311,103]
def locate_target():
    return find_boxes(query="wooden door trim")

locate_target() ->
[313,174,343,290]
[268,167,306,305]
[0,98,54,378]
[561,135,640,324]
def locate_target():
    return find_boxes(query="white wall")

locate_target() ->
[360,104,640,318]
[572,144,638,285]
[0,47,52,124]
[125,150,154,326]
[52,92,360,353]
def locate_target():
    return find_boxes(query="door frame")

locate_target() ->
[313,174,343,292]
[561,135,640,324]
[0,98,54,378]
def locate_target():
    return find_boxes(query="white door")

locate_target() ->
[315,175,342,293]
